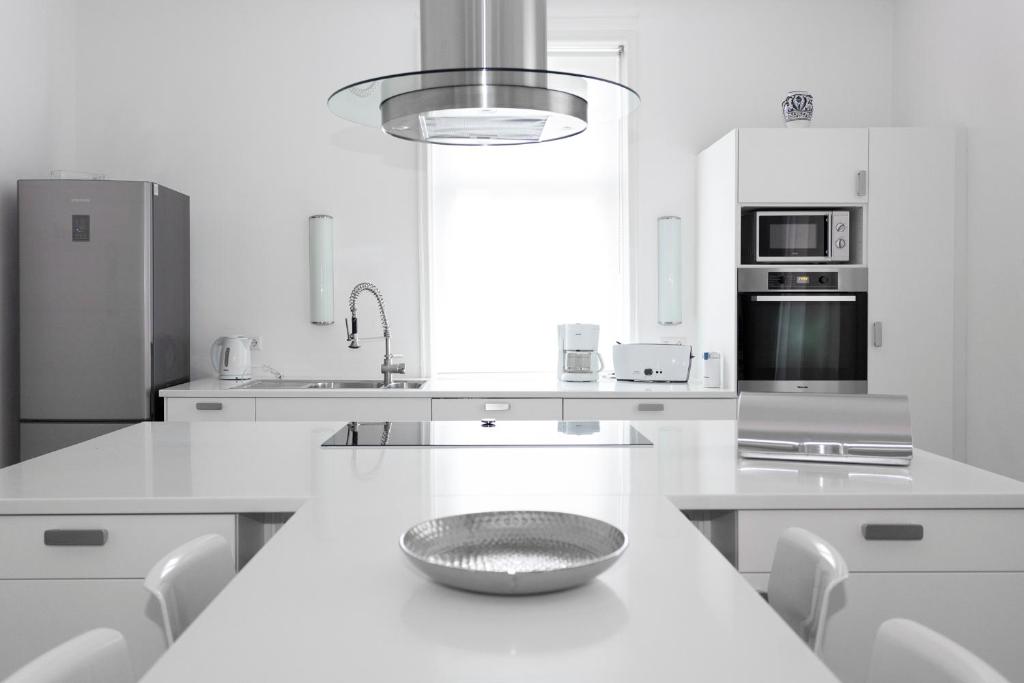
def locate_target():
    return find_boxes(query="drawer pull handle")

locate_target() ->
[484,403,510,412]
[196,402,224,411]
[862,523,924,541]
[637,403,665,412]
[44,529,109,546]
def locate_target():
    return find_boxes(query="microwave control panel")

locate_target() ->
[767,271,838,290]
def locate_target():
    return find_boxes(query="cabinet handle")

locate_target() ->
[196,402,224,411]
[484,402,510,411]
[856,170,868,197]
[862,523,924,541]
[44,529,109,546]
[637,403,665,412]
[872,322,883,348]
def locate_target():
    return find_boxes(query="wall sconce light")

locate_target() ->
[657,215,683,325]
[309,214,334,325]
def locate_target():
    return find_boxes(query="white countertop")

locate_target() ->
[6,420,1024,682]
[3,420,1023,515]
[159,373,737,399]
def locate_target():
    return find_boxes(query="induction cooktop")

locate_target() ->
[321,421,653,448]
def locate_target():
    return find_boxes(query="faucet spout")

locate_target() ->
[347,282,405,384]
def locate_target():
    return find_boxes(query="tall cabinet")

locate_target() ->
[697,127,964,459]
[866,128,965,459]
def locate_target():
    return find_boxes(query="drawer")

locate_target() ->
[255,397,431,421]
[737,509,1024,573]
[563,398,736,420]
[431,398,563,421]
[164,397,255,421]
[0,514,237,579]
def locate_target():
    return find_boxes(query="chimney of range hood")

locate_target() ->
[420,0,548,72]
[326,0,639,146]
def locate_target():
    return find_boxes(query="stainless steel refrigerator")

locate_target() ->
[18,180,189,459]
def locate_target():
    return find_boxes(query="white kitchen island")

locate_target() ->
[2,420,1023,682]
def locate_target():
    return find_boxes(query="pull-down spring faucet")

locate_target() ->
[346,282,405,385]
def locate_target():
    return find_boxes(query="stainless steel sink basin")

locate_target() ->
[306,380,383,389]
[381,380,426,390]
[235,379,316,389]
[235,379,426,390]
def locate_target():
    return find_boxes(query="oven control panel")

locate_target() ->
[768,271,838,290]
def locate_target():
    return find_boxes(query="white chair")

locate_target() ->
[868,618,1010,683]
[144,534,235,645]
[765,526,849,653]
[2,628,134,683]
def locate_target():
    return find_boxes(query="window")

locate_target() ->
[424,45,630,375]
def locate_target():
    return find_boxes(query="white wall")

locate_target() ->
[0,0,76,466]
[891,0,1024,479]
[68,0,895,381]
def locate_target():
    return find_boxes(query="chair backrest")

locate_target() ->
[143,534,235,645]
[3,628,133,683]
[868,618,1010,683]
[766,526,849,653]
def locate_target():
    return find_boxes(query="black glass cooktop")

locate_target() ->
[321,421,653,448]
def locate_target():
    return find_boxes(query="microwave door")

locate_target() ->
[756,213,829,262]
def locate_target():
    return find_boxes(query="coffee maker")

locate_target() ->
[557,323,604,382]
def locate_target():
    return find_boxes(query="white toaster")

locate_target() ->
[612,343,694,382]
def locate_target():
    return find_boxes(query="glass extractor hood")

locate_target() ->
[327,0,639,145]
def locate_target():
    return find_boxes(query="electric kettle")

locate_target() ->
[210,336,254,380]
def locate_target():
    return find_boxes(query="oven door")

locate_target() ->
[738,292,867,393]
[756,213,830,262]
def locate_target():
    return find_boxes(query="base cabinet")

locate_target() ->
[0,514,237,678]
[430,398,562,421]
[563,398,735,420]
[743,571,1024,683]
[255,398,431,421]
[0,579,166,679]
[738,509,1024,683]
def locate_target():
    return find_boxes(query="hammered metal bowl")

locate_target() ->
[399,511,628,595]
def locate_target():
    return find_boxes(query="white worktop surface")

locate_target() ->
[6,420,1024,682]
[159,373,737,399]
[3,420,1024,515]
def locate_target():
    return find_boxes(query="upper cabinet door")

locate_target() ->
[738,129,869,204]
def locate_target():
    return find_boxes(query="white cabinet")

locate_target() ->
[737,509,1024,683]
[0,514,237,579]
[165,397,255,421]
[0,514,236,679]
[255,397,431,421]
[430,398,562,421]
[737,509,1024,573]
[738,128,869,204]
[867,127,962,458]
[698,127,963,459]
[743,570,1024,683]
[563,398,735,420]
[0,579,166,680]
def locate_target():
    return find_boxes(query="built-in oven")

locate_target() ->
[755,210,850,263]
[737,267,867,394]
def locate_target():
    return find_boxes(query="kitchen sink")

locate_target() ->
[235,379,426,390]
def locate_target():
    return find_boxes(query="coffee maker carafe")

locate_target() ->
[557,323,604,382]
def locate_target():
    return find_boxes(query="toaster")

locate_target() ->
[612,343,694,382]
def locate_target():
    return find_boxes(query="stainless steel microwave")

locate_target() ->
[755,210,850,263]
